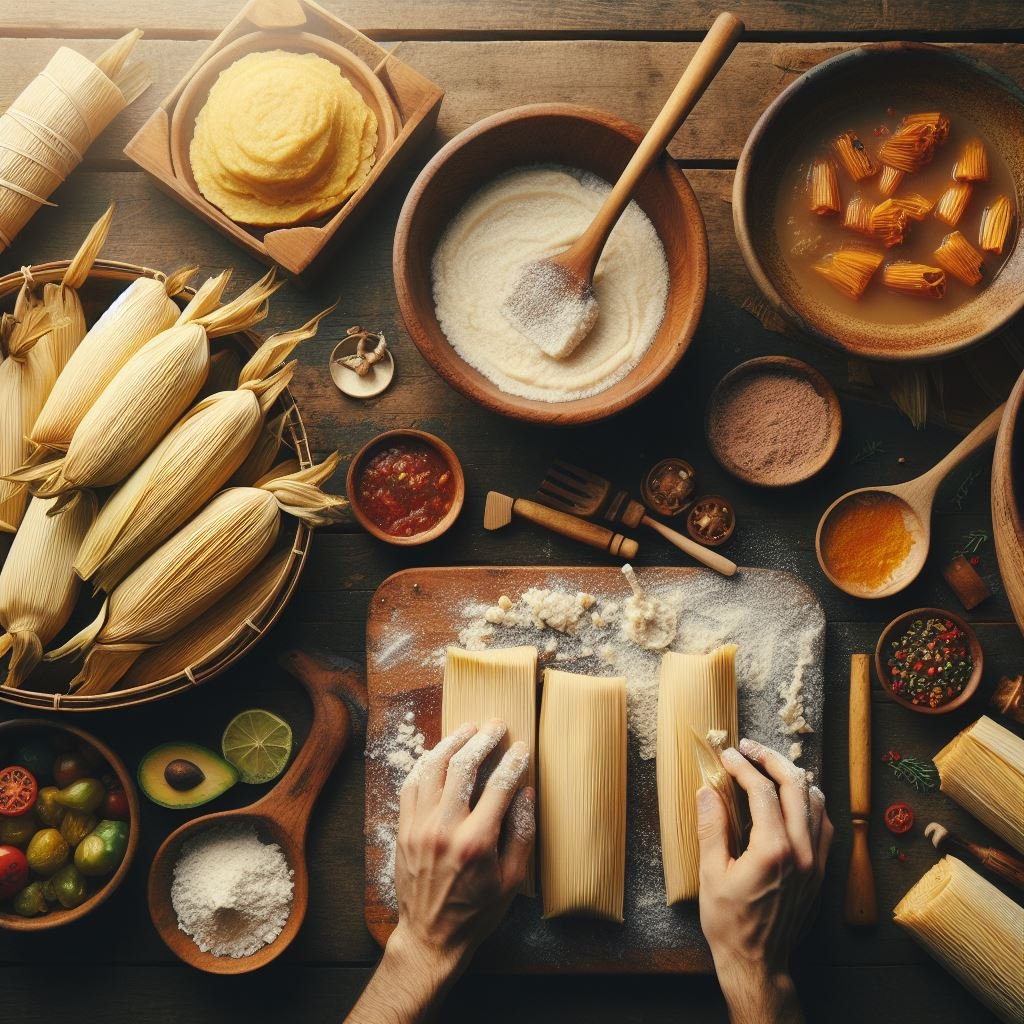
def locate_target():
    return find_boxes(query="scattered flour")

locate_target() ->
[171,823,294,958]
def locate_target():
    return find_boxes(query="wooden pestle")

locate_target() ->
[845,653,878,926]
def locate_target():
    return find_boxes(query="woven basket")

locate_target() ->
[0,259,312,711]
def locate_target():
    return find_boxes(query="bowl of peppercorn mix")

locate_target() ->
[875,608,983,714]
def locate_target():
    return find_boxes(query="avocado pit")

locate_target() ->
[164,758,205,792]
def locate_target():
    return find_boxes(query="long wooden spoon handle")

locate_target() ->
[254,652,359,831]
[918,402,1006,490]
[569,12,744,273]
[640,514,737,576]
[513,497,638,558]
[845,653,877,927]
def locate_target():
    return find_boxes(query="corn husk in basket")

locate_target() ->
[16,270,280,501]
[29,262,195,453]
[0,493,97,689]
[123,549,291,688]
[231,408,291,487]
[48,455,347,694]
[75,304,332,592]
[0,33,150,253]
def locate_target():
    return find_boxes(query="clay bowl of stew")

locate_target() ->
[346,429,465,545]
[0,719,139,931]
[734,43,1024,362]
[393,103,709,426]
[874,608,983,715]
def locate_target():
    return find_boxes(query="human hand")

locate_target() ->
[346,720,534,1024]
[697,739,833,1024]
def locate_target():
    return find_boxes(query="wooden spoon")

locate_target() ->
[500,12,744,358]
[816,404,1005,599]
[147,652,362,974]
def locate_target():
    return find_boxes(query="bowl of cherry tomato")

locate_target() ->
[0,719,138,931]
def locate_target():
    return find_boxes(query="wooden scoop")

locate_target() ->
[500,12,744,358]
[816,403,1005,599]
[148,651,362,974]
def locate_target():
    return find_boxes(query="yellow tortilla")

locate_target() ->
[191,50,378,227]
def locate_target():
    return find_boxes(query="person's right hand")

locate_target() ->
[697,738,833,1024]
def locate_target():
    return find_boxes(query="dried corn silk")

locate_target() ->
[75,305,328,591]
[47,456,346,694]
[894,857,1024,1023]
[0,34,149,252]
[0,493,96,689]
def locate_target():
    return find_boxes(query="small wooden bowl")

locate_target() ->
[992,368,1024,635]
[706,356,842,486]
[393,103,708,425]
[874,608,983,714]
[0,719,139,931]
[734,43,1024,361]
[346,430,465,546]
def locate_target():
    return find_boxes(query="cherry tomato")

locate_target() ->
[0,845,29,899]
[0,766,37,817]
[53,753,88,789]
[101,787,130,821]
[884,802,915,835]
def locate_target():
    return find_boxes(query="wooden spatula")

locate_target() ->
[538,461,736,576]
[485,490,637,558]
[500,12,744,358]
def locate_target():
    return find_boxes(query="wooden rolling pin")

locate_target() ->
[845,653,877,926]
[484,490,637,558]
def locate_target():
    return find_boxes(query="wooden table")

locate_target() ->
[2,3,1023,1021]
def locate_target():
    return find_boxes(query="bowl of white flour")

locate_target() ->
[394,103,709,425]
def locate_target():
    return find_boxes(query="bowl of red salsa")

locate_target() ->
[347,429,465,545]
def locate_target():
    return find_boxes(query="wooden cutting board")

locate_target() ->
[364,566,825,973]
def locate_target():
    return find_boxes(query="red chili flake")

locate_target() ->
[969,555,980,566]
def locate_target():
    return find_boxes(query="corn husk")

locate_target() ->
[30,263,196,452]
[0,493,97,688]
[0,308,59,532]
[15,270,279,500]
[48,454,346,694]
[0,33,150,254]
[198,348,243,400]
[122,549,291,687]
[75,304,330,591]
[231,409,291,487]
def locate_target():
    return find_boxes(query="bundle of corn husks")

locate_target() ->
[48,456,347,694]
[0,34,149,252]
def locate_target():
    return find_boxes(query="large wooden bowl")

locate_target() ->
[393,103,709,425]
[0,261,312,711]
[0,719,139,930]
[734,43,1024,361]
[993,368,1024,636]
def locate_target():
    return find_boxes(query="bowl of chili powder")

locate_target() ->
[875,608,983,714]
[347,429,465,546]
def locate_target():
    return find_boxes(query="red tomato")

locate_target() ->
[102,788,130,821]
[884,802,915,835]
[0,766,37,817]
[0,845,28,899]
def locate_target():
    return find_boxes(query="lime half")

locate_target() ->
[222,710,293,784]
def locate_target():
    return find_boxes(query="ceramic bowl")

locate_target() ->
[0,719,139,930]
[874,608,983,714]
[346,429,465,545]
[734,43,1024,361]
[992,368,1024,635]
[393,103,709,425]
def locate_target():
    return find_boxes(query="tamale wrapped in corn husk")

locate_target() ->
[16,270,280,500]
[75,304,331,591]
[231,408,290,487]
[0,308,58,532]
[30,263,196,452]
[123,550,291,687]
[0,493,97,688]
[0,33,150,253]
[49,455,346,693]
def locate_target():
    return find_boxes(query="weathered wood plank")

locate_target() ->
[2,40,1022,166]
[3,0,1024,38]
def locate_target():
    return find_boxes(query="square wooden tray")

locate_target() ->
[123,0,444,280]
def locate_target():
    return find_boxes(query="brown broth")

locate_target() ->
[775,107,1016,325]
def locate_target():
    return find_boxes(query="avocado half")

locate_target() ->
[138,742,238,809]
